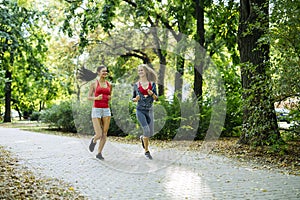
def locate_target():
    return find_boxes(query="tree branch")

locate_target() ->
[122,0,137,7]
[122,0,179,40]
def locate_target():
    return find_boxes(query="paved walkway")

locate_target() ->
[0,127,299,200]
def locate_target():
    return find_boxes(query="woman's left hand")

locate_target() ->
[147,89,154,96]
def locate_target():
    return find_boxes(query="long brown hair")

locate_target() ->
[78,66,106,82]
[138,64,157,83]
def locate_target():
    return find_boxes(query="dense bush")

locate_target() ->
[221,92,243,137]
[40,101,77,133]
[151,95,181,140]
[109,115,128,136]
[46,99,128,137]
[73,100,126,137]
[72,101,94,135]
[195,98,212,140]
[219,65,243,137]
[110,93,204,140]
[39,94,243,141]
[110,88,141,137]
[152,95,212,141]
[29,111,40,121]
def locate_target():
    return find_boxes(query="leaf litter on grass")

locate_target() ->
[0,146,87,200]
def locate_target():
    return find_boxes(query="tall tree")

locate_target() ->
[238,0,280,145]
[193,0,204,100]
[0,0,48,121]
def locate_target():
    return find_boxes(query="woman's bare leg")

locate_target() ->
[143,136,150,152]
[92,118,103,143]
[98,116,111,154]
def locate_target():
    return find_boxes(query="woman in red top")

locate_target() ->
[78,65,112,160]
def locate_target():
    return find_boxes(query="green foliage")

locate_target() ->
[3,0,295,151]
[152,95,181,140]
[0,0,52,121]
[289,109,300,137]
[72,100,94,135]
[221,65,243,137]
[40,101,76,133]
[206,0,240,64]
[29,111,40,121]
[195,98,212,140]
[109,93,214,141]
[242,79,281,146]
[70,99,130,137]
[270,0,300,100]
[152,95,211,141]
[124,134,136,140]
[99,0,119,32]
[267,143,288,156]
[281,131,300,142]
[238,0,283,146]
[72,97,128,137]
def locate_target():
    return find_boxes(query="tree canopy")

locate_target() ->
[0,0,299,148]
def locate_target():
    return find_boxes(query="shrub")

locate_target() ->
[289,108,300,137]
[195,98,212,140]
[72,100,94,135]
[72,100,126,137]
[152,95,181,140]
[221,92,243,137]
[30,111,40,121]
[40,101,77,133]
[38,92,242,141]
[153,95,204,141]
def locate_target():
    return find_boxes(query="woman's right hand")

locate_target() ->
[95,94,103,100]
[135,95,140,101]
[133,95,140,102]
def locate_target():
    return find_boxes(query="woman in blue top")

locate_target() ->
[132,64,158,159]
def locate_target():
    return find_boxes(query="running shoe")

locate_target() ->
[96,153,104,160]
[89,138,96,152]
[145,151,152,160]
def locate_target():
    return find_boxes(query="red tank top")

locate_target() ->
[138,82,152,95]
[93,80,111,108]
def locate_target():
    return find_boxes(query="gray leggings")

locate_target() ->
[136,108,154,137]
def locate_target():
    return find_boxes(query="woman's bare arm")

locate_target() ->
[88,82,96,101]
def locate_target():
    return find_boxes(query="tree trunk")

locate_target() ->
[14,105,22,121]
[238,0,280,145]
[4,69,12,122]
[193,0,205,100]
[157,54,166,96]
[175,55,184,101]
[151,27,167,96]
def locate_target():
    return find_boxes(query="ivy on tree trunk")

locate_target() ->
[238,0,281,146]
